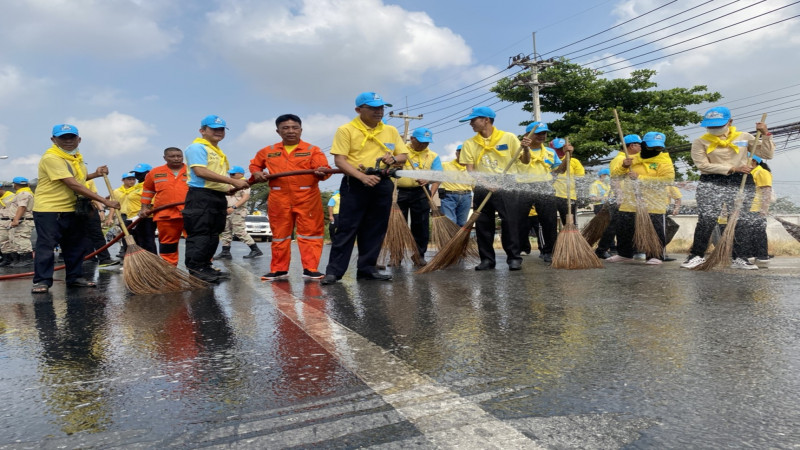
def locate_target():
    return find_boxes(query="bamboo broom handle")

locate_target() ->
[738,113,768,192]
[101,174,132,237]
[612,109,629,158]
[564,137,573,215]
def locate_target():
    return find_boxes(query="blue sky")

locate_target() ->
[2,0,799,197]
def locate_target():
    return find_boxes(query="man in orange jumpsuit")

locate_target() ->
[249,114,331,280]
[139,147,189,266]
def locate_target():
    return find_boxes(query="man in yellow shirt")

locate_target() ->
[519,122,560,263]
[31,124,120,294]
[459,106,528,271]
[183,115,250,282]
[396,127,442,263]
[438,145,473,227]
[321,92,408,285]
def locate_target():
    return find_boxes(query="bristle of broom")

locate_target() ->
[379,203,423,267]
[122,237,207,294]
[633,203,664,259]
[416,210,480,273]
[581,205,611,246]
[551,221,604,269]
[429,208,461,251]
[694,210,740,271]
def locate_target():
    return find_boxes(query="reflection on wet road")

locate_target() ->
[1,246,799,448]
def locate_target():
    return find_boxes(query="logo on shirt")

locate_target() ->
[496,144,508,151]
[268,152,282,158]
[705,111,724,119]
[295,152,311,157]
[154,173,167,178]
[385,143,395,151]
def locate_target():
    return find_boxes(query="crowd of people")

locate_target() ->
[0,98,775,293]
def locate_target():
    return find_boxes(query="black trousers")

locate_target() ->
[85,209,113,261]
[396,186,430,258]
[517,184,559,256]
[33,211,91,286]
[615,211,666,259]
[182,188,227,271]
[325,176,393,277]
[473,187,525,265]
[555,197,578,226]
[690,173,754,258]
[520,215,541,254]
[597,202,619,252]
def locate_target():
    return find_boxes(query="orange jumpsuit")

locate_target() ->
[249,141,330,273]
[141,164,189,265]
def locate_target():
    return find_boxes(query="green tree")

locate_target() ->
[771,196,800,214]
[492,60,721,170]
[246,183,270,213]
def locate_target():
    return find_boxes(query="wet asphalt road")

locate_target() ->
[1,243,799,449]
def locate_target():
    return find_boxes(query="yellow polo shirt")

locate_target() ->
[460,127,521,174]
[33,151,87,212]
[331,117,408,168]
[440,159,474,191]
[750,165,772,212]
[553,158,585,200]
[397,148,440,188]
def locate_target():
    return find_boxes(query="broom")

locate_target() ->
[551,140,604,269]
[417,132,533,274]
[406,160,471,254]
[613,109,663,259]
[695,113,768,271]
[581,202,611,246]
[102,174,208,294]
[379,179,424,267]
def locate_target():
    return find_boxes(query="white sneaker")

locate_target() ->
[680,255,705,269]
[756,257,770,264]
[645,258,663,265]
[731,257,758,270]
[633,252,646,261]
[606,255,633,263]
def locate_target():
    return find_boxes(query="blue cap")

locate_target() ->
[133,163,152,173]
[550,138,565,149]
[459,106,496,122]
[201,115,227,129]
[643,131,666,148]
[456,144,462,151]
[751,154,762,164]
[700,106,731,127]
[52,124,79,137]
[228,165,245,174]
[121,172,136,180]
[355,92,392,107]
[598,168,610,176]
[12,177,29,184]
[623,134,642,145]
[525,121,549,134]
[411,128,433,143]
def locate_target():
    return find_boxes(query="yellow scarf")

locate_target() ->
[349,117,392,152]
[118,184,137,195]
[45,145,87,181]
[14,187,33,196]
[192,138,230,172]
[0,191,13,207]
[406,149,433,170]
[474,127,505,168]
[701,126,743,154]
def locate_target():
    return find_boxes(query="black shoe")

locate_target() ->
[98,258,121,267]
[508,260,522,271]
[243,248,263,259]
[261,271,289,281]
[66,277,97,288]
[321,274,338,285]
[215,251,232,260]
[189,268,220,283]
[212,268,230,279]
[595,250,612,259]
[474,260,495,271]
[302,269,325,279]
[356,271,392,281]
[542,253,553,263]
[663,256,677,262]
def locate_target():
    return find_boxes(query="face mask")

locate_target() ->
[640,148,661,159]
[706,124,729,136]
[57,145,80,155]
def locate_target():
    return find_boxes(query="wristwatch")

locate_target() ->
[231,206,237,210]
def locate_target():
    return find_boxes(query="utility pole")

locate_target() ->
[507,32,556,121]
[388,111,423,142]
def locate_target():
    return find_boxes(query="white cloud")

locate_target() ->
[235,113,351,152]
[1,0,181,60]
[68,111,159,157]
[205,0,473,100]
[0,124,40,181]
[0,65,50,107]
